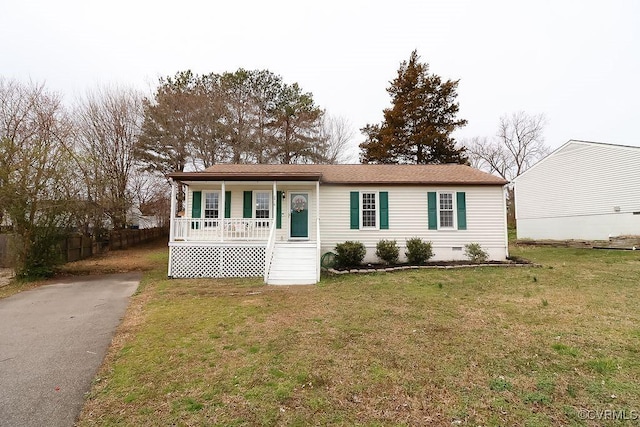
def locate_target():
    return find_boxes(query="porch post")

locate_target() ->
[168,178,177,277]
[316,180,320,231]
[221,181,226,242]
[169,178,177,242]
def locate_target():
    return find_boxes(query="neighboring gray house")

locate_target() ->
[513,140,640,241]
[167,164,508,285]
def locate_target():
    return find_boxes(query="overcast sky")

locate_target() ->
[2,0,638,159]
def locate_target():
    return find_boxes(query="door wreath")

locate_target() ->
[292,195,307,212]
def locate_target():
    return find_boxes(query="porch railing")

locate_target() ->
[263,220,277,283]
[172,218,272,241]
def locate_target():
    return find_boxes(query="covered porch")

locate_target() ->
[167,171,322,284]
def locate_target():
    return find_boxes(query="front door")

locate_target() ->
[290,192,309,238]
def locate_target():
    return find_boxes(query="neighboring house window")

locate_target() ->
[361,192,377,229]
[439,192,454,228]
[204,192,219,227]
[255,192,270,227]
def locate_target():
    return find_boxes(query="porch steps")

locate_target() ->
[267,242,317,285]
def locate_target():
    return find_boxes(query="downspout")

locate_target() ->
[503,183,510,259]
[316,180,321,283]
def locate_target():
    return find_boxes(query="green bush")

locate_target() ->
[15,229,65,279]
[375,240,399,265]
[405,238,433,265]
[464,242,489,263]
[334,241,366,269]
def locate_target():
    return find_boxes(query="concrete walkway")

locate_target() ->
[0,272,141,427]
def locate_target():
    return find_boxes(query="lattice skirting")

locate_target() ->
[169,245,266,278]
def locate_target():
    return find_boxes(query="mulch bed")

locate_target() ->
[326,257,538,275]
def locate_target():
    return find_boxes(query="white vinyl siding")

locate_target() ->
[514,140,640,240]
[181,182,507,263]
[319,185,507,262]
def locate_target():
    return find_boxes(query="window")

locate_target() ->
[351,191,388,230]
[361,192,377,228]
[204,192,219,227]
[439,192,454,228]
[255,192,270,227]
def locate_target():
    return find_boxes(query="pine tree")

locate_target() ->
[360,50,467,164]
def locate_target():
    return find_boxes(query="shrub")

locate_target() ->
[405,238,433,265]
[15,229,65,279]
[334,241,366,269]
[375,240,399,265]
[464,242,489,263]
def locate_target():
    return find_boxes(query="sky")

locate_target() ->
[2,0,639,160]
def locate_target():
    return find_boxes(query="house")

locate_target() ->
[513,140,640,241]
[167,164,508,285]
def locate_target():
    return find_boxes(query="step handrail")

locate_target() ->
[263,219,277,283]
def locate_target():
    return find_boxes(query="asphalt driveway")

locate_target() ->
[0,272,141,427]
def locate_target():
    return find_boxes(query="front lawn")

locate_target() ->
[78,245,640,426]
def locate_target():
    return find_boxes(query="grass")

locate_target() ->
[0,239,166,300]
[70,243,640,425]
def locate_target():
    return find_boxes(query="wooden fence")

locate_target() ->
[0,227,168,268]
[107,228,166,251]
[0,234,15,268]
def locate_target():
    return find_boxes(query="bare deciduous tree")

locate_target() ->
[465,111,549,227]
[467,111,549,181]
[0,78,77,277]
[75,86,143,229]
[317,114,356,164]
[128,167,171,227]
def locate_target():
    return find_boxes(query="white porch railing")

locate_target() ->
[172,218,272,241]
[263,220,277,283]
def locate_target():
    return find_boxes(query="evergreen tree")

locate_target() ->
[269,83,324,164]
[360,50,467,164]
[137,69,328,169]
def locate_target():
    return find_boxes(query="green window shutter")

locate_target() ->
[191,191,202,230]
[379,191,389,230]
[192,191,202,218]
[427,192,437,230]
[350,191,359,229]
[243,191,253,218]
[276,191,282,229]
[224,191,231,218]
[456,192,467,230]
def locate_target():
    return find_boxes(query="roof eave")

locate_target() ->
[322,180,507,186]
[168,173,506,186]
[167,172,323,182]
